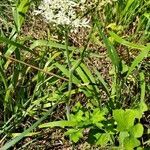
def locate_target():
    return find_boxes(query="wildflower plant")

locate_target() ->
[34,0,95,119]
[34,0,118,29]
[34,0,118,119]
[34,0,91,29]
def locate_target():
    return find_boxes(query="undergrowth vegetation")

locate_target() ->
[0,0,149,149]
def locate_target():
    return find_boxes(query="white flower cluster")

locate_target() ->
[35,0,90,29]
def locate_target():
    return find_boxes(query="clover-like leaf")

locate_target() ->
[91,108,105,124]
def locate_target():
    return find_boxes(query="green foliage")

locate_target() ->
[65,129,83,143]
[129,123,144,138]
[37,101,147,149]
[123,136,140,150]
[0,0,149,149]
[113,109,137,131]
[94,133,111,146]
[113,103,147,149]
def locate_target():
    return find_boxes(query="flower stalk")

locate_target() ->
[64,28,73,120]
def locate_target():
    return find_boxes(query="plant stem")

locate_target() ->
[64,28,72,120]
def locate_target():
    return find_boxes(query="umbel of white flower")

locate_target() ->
[35,0,90,29]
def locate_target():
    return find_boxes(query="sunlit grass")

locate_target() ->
[0,0,149,149]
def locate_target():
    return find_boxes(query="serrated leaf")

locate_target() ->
[65,129,83,143]
[91,108,105,124]
[70,110,84,122]
[95,133,110,146]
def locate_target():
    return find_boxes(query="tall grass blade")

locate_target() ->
[30,40,77,51]
[0,36,35,55]
[127,49,149,76]
[12,0,29,32]
[95,18,121,72]
[55,62,80,84]
[39,120,77,128]
[0,103,58,150]
[109,31,146,50]
[94,68,110,96]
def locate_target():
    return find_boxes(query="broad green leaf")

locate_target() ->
[139,102,148,113]
[113,109,125,131]
[123,137,140,150]
[129,123,144,138]
[134,102,148,119]
[113,109,137,131]
[136,147,143,150]
[119,132,129,146]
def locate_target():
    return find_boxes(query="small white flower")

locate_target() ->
[34,0,117,29]
[34,0,90,29]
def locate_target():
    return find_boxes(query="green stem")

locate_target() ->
[64,28,72,120]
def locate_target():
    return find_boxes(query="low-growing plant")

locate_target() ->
[38,101,147,149]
